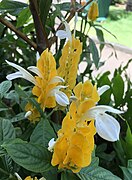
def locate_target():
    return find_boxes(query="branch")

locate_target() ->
[49,0,94,47]
[0,17,37,50]
[29,0,49,54]
[77,0,93,12]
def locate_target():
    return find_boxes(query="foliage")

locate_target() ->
[0,0,132,180]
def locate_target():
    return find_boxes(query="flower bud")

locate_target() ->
[88,2,99,21]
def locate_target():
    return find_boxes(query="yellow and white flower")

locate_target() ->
[6,49,69,110]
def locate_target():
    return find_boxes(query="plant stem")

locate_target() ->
[0,17,37,50]
[29,0,49,54]
[0,168,9,176]
[49,0,94,47]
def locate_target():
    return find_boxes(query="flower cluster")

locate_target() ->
[51,80,98,173]
[6,17,123,174]
[50,80,122,172]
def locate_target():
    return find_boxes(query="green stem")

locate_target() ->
[0,168,9,176]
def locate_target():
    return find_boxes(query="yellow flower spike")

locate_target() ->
[77,99,95,116]
[51,136,69,167]
[25,102,40,123]
[32,49,57,110]
[57,36,82,96]
[88,2,99,22]
[24,176,38,180]
[73,80,100,103]
[51,100,96,173]
[63,145,83,169]
[73,82,83,100]
[91,85,100,102]
[59,112,76,136]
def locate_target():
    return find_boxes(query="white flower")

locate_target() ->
[6,60,36,85]
[83,105,123,142]
[28,66,43,78]
[25,110,32,118]
[56,19,72,42]
[48,138,56,152]
[49,85,69,107]
[48,76,65,84]
[74,12,78,37]
[98,85,110,96]
[14,172,22,180]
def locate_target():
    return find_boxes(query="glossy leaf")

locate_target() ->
[95,28,105,52]
[0,80,12,99]
[17,7,31,27]
[39,0,52,26]
[61,171,80,180]
[41,168,58,180]
[112,73,124,107]
[30,118,56,147]
[89,38,100,68]
[120,159,132,180]
[2,138,53,173]
[0,0,28,15]
[0,119,15,142]
[97,72,111,105]
[77,157,121,180]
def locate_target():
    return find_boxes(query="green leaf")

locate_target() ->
[97,72,111,105]
[112,73,124,107]
[30,118,56,147]
[77,157,121,180]
[0,0,28,15]
[41,168,58,180]
[0,119,15,142]
[95,28,105,52]
[15,84,44,117]
[0,80,12,99]
[121,122,132,159]
[61,170,80,180]
[10,112,26,123]
[89,38,100,68]
[2,138,53,173]
[120,159,132,180]
[23,23,35,34]
[39,0,52,26]
[17,7,31,27]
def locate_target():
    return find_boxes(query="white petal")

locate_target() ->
[39,178,46,180]
[25,111,32,118]
[70,95,78,101]
[86,105,123,119]
[14,172,22,180]
[55,91,69,106]
[74,12,78,36]
[95,113,120,141]
[56,30,69,39]
[56,19,72,42]
[64,21,72,42]
[6,60,36,85]
[28,66,43,78]
[98,85,110,96]
[6,72,23,80]
[49,85,68,95]
[48,138,56,152]
[48,76,65,84]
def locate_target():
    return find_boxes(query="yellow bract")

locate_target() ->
[32,49,57,110]
[57,36,82,96]
[24,176,38,180]
[73,80,100,103]
[88,2,99,21]
[51,102,96,173]
[51,80,100,173]
[25,102,40,123]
